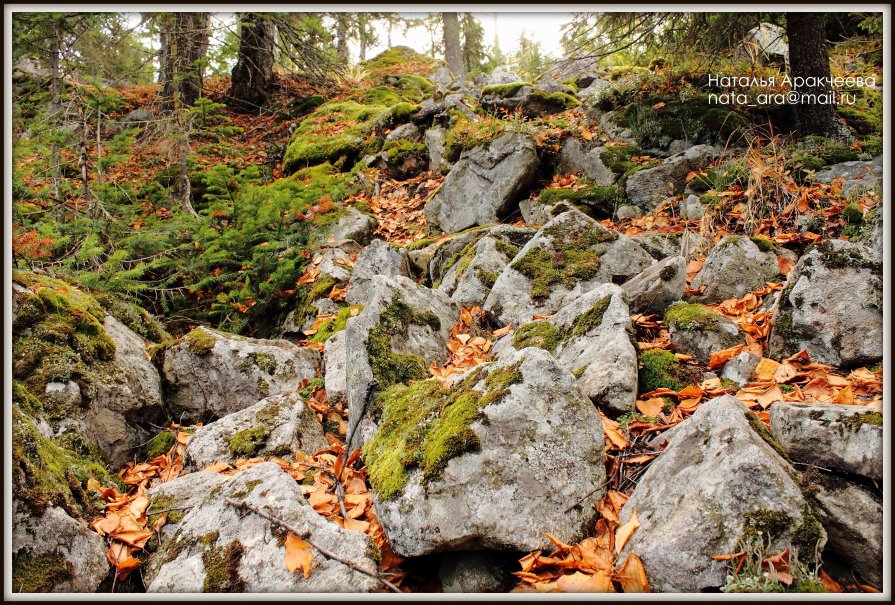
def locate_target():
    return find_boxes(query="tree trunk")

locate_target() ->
[358,15,367,62]
[49,18,62,204]
[336,14,350,62]
[227,13,276,113]
[442,12,464,77]
[785,12,843,137]
[160,12,210,112]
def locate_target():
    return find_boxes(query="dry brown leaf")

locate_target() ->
[616,551,650,592]
[614,509,640,554]
[284,533,314,578]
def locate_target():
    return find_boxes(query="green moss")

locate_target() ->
[202,537,245,592]
[791,504,824,557]
[395,75,434,101]
[362,46,435,78]
[513,321,561,353]
[511,222,618,299]
[664,302,721,332]
[475,268,498,289]
[749,236,776,253]
[537,184,623,215]
[406,236,440,251]
[618,411,660,430]
[254,404,282,426]
[741,508,792,542]
[230,479,264,500]
[638,349,698,393]
[297,378,325,401]
[93,293,169,343]
[570,295,612,338]
[813,241,879,270]
[842,411,883,429]
[248,352,277,375]
[363,361,523,500]
[309,304,364,344]
[528,88,580,110]
[841,202,863,224]
[381,101,418,126]
[573,366,587,378]
[618,97,750,149]
[228,426,270,458]
[363,86,401,106]
[367,297,439,391]
[746,412,790,461]
[145,431,176,459]
[599,145,644,175]
[185,328,217,356]
[12,551,75,592]
[481,82,529,97]
[383,140,426,161]
[494,239,520,259]
[689,162,749,192]
[148,494,185,526]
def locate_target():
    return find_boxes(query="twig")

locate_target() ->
[564,476,612,514]
[145,505,195,515]
[224,497,401,593]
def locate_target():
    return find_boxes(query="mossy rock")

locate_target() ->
[308,304,364,344]
[618,97,750,149]
[664,302,722,331]
[367,297,441,391]
[512,321,561,353]
[638,349,699,393]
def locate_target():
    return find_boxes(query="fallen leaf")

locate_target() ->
[616,552,650,592]
[284,533,314,578]
[615,509,640,554]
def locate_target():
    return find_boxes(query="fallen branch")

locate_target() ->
[224,497,401,593]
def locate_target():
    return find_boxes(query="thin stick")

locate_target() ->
[224,498,401,593]
[564,476,612,514]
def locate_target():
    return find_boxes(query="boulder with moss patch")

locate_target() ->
[162,327,321,422]
[769,402,882,481]
[616,395,825,592]
[479,82,579,117]
[555,139,617,185]
[622,255,686,315]
[425,133,539,233]
[690,236,779,303]
[484,209,654,325]
[666,302,744,363]
[343,275,458,449]
[363,347,606,557]
[347,239,411,304]
[147,472,230,542]
[767,239,882,368]
[325,206,377,245]
[814,156,882,198]
[145,462,383,592]
[625,144,720,211]
[184,392,327,469]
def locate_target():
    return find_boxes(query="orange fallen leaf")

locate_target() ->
[636,398,664,417]
[284,533,314,578]
[616,551,650,592]
[552,570,614,592]
[615,509,640,554]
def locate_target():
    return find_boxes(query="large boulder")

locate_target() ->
[493,284,637,414]
[769,402,882,481]
[555,139,617,185]
[184,392,328,469]
[617,396,825,592]
[484,209,654,325]
[161,327,321,422]
[424,133,539,233]
[814,156,882,198]
[767,239,882,367]
[625,145,719,210]
[666,302,744,363]
[621,255,686,315]
[691,236,779,303]
[12,501,110,593]
[743,22,789,66]
[343,275,458,448]
[325,207,377,245]
[363,347,606,557]
[145,462,383,592]
[346,239,411,304]
[479,83,578,118]
[147,471,230,542]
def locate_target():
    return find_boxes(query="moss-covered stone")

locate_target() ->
[741,508,792,543]
[664,302,722,332]
[638,349,699,393]
[570,295,612,338]
[367,297,440,391]
[308,304,363,344]
[145,431,176,459]
[537,183,623,216]
[481,82,529,97]
[363,361,523,500]
[842,411,883,429]
[248,351,277,374]
[201,535,245,592]
[184,328,217,356]
[228,426,270,458]
[749,236,776,253]
[599,145,644,175]
[688,161,749,192]
[12,551,75,592]
[746,411,790,462]
[513,321,561,353]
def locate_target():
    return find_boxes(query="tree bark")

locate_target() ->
[227,13,276,113]
[160,12,210,112]
[336,14,350,62]
[785,12,843,137]
[442,12,464,77]
[49,17,62,204]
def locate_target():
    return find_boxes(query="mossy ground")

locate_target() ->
[367,298,440,391]
[12,551,75,592]
[511,221,618,299]
[145,431,176,459]
[363,361,523,500]
[638,349,700,393]
[665,302,721,331]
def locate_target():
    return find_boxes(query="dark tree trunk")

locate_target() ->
[785,12,843,137]
[49,17,62,203]
[442,12,464,77]
[227,13,276,113]
[160,12,210,112]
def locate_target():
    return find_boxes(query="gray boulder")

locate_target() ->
[666,302,744,363]
[439,552,517,593]
[617,395,825,592]
[622,255,686,315]
[629,232,682,260]
[691,236,779,303]
[145,462,383,592]
[484,209,654,326]
[769,402,882,481]
[425,126,452,172]
[123,108,156,123]
[626,145,720,210]
[385,122,421,143]
[162,327,321,422]
[484,66,521,85]
[480,84,576,117]
[323,330,348,403]
[814,156,882,198]
[346,239,411,304]
[555,139,616,185]
[365,347,607,557]
[767,239,882,367]
[859,207,883,263]
[720,351,762,386]
[147,471,230,542]
[12,501,110,592]
[743,23,789,66]
[184,392,328,469]
[326,207,377,245]
[424,133,539,233]
[680,193,704,220]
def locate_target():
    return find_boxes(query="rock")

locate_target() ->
[123,108,156,123]
[479,84,577,118]
[625,145,720,210]
[323,330,348,403]
[814,156,882,198]
[536,54,600,87]
[720,351,762,386]
[596,109,638,146]
[743,22,789,66]
[622,255,686,315]
[484,66,521,85]
[810,474,882,588]
[438,552,518,593]
[385,122,421,143]
[859,207,883,263]
[428,229,489,284]
[162,327,321,422]
[614,204,643,220]
[145,462,383,592]
[680,194,703,220]
[13,57,51,79]
[617,395,825,592]
[326,207,377,245]
[769,402,882,481]
[666,302,744,363]
[690,236,779,303]
[424,126,452,172]
[147,472,230,541]
[430,65,454,88]
[767,239,882,367]
[576,78,611,99]
[346,239,411,304]
[12,501,110,592]
[425,133,539,233]
[184,393,327,469]
[555,139,616,185]
[484,209,654,325]
[436,228,535,306]
[343,275,458,448]
[364,347,606,557]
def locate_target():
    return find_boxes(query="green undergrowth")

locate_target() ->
[363,360,523,500]
[361,46,436,79]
